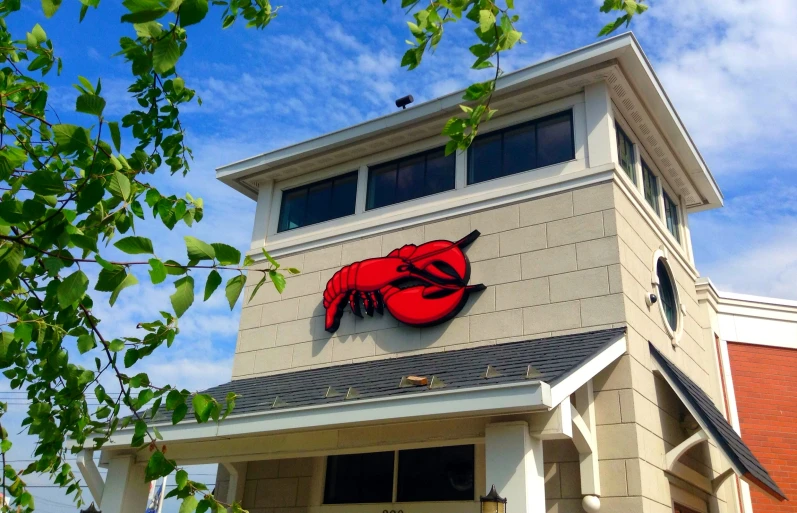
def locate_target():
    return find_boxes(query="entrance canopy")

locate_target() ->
[650,343,786,501]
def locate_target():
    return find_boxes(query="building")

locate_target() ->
[76,33,792,513]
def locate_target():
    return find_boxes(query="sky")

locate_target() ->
[3,0,797,511]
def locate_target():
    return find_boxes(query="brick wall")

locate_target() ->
[727,342,797,513]
[231,181,625,379]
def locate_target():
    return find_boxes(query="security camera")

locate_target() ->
[395,95,414,109]
[646,293,658,307]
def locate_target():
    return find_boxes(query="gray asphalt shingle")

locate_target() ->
[193,327,626,418]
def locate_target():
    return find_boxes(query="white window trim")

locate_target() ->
[262,94,590,257]
[613,108,685,249]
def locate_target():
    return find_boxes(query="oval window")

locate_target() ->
[656,259,678,331]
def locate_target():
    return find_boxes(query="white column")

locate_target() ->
[250,179,274,251]
[485,421,545,513]
[223,462,247,505]
[99,455,150,513]
[584,82,617,169]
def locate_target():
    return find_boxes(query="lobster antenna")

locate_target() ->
[405,230,482,265]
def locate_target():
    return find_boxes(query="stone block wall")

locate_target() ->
[238,458,314,513]
[231,181,626,379]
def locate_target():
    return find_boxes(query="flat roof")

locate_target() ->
[217,33,722,210]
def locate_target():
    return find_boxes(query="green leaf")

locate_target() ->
[478,9,496,33]
[172,402,187,424]
[179,496,199,513]
[170,276,194,317]
[13,323,32,343]
[77,334,96,354]
[224,275,245,309]
[176,469,188,490]
[261,249,279,269]
[210,243,240,266]
[153,37,180,74]
[0,244,23,284]
[192,393,213,423]
[77,179,105,213]
[269,270,286,294]
[95,265,127,292]
[179,0,208,26]
[145,450,175,482]
[41,0,62,17]
[184,236,215,261]
[58,270,89,308]
[24,170,65,196]
[108,121,122,152]
[107,171,131,200]
[31,23,46,43]
[204,270,221,301]
[148,258,167,284]
[110,272,138,306]
[109,339,125,352]
[53,124,93,154]
[114,236,153,254]
[76,93,106,116]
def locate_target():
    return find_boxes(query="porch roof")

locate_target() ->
[650,343,787,501]
[193,327,626,419]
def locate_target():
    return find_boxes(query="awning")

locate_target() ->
[650,343,786,501]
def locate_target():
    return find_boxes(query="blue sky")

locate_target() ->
[3,0,797,510]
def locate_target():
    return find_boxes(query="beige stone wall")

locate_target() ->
[231,181,625,379]
[604,179,738,513]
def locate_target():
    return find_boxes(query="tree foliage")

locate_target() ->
[0,0,644,511]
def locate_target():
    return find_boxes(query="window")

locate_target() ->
[324,451,394,504]
[657,258,678,332]
[468,110,574,185]
[663,190,680,242]
[642,160,659,214]
[367,148,455,210]
[324,445,475,504]
[277,172,358,232]
[616,124,636,183]
[397,445,474,502]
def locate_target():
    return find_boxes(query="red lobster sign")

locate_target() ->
[323,230,485,332]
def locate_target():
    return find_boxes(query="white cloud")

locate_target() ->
[639,0,797,171]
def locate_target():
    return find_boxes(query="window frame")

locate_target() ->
[615,123,636,184]
[613,111,685,249]
[641,159,660,215]
[466,109,576,186]
[662,188,681,243]
[276,170,359,233]
[322,444,478,506]
[365,146,457,211]
[651,249,683,345]
[265,95,586,249]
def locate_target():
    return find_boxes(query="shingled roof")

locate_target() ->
[650,343,786,501]
[194,327,626,418]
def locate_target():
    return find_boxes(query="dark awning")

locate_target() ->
[650,343,786,501]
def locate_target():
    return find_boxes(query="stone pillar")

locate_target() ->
[485,421,545,513]
[99,455,150,513]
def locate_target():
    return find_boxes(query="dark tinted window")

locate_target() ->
[468,110,574,185]
[367,148,455,210]
[663,190,680,242]
[277,172,358,232]
[642,160,659,213]
[397,445,475,502]
[324,452,394,504]
[616,125,636,183]
[657,259,678,331]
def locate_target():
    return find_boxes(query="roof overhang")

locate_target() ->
[215,33,721,211]
[95,330,626,453]
[650,343,786,501]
